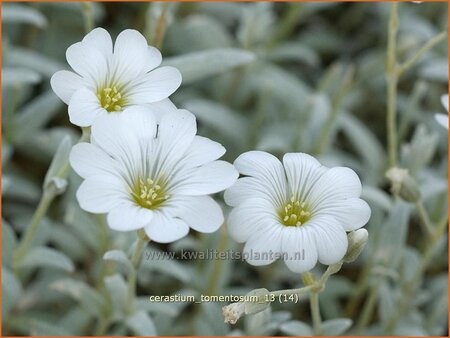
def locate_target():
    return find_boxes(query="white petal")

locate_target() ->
[177,136,225,170]
[126,67,182,104]
[227,197,278,243]
[225,177,279,207]
[243,224,283,266]
[119,106,158,147]
[143,46,163,73]
[70,142,121,179]
[234,151,287,207]
[153,109,197,176]
[50,70,84,104]
[107,202,153,231]
[435,113,448,129]
[441,94,449,112]
[314,198,371,231]
[76,175,129,213]
[111,29,150,84]
[66,42,108,86]
[164,195,224,233]
[68,88,105,127]
[82,27,113,62]
[90,111,149,178]
[169,161,238,196]
[308,216,348,265]
[281,226,318,273]
[282,153,327,201]
[307,167,363,209]
[146,98,178,122]
[144,211,189,243]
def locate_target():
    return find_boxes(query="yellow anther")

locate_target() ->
[279,196,311,227]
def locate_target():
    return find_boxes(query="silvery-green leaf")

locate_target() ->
[419,58,448,82]
[15,127,78,163]
[2,266,23,316]
[375,201,411,269]
[15,90,64,141]
[2,144,13,165]
[141,248,192,283]
[7,47,65,78]
[105,274,128,319]
[58,306,93,335]
[163,48,255,84]
[362,186,392,212]
[43,135,72,193]
[2,4,47,27]
[338,113,385,183]
[2,67,42,87]
[400,247,421,283]
[321,318,352,335]
[237,3,274,47]
[51,278,106,318]
[20,246,74,272]
[103,250,133,275]
[166,16,232,53]
[244,288,271,315]
[378,281,396,325]
[2,172,40,202]
[2,219,17,267]
[267,42,320,67]
[280,320,313,336]
[126,310,157,336]
[29,319,73,336]
[401,124,438,174]
[183,99,248,143]
[244,307,271,336]
[48,226,86,261]
[64,205,102,253]
[137,296,183,317]
[195,302,228,336]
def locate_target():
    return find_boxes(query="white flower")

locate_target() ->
[435,94,448,129]
[51,27,182,127]
[69,107,238,243]
[224,151,371,273]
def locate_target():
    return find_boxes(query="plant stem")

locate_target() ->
[127,233,148,313]
[267,3,303,48]
[310,292,322,336]
[81,2,94,33]
[150,3,170,49]
[397,31,447,77]
[12,190,55,269]
[386,2,399,168]
[354,282,380,334]
[314,66,354,155]
[416,200,434,238]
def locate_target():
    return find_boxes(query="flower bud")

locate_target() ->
[222,302,245,325]
[343,229,368,263]
[385,167,421,202]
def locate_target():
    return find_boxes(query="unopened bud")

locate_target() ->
[222,302,245,325]
[386,167,421,202]
[344,229,368,263]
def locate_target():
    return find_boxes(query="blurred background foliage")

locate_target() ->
[2,2,448,336]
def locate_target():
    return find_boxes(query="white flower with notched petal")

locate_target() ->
[224,151,371,273]
[70,107,238,243]
[51,28,181,127]
[435,94,448,129]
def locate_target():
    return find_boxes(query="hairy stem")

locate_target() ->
[386,2,399,168]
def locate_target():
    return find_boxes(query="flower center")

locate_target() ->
[131,178,169,210]
[97,86,125,112]
[279,195,311,227]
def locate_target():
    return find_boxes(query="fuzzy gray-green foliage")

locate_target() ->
[2,2,448,336]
